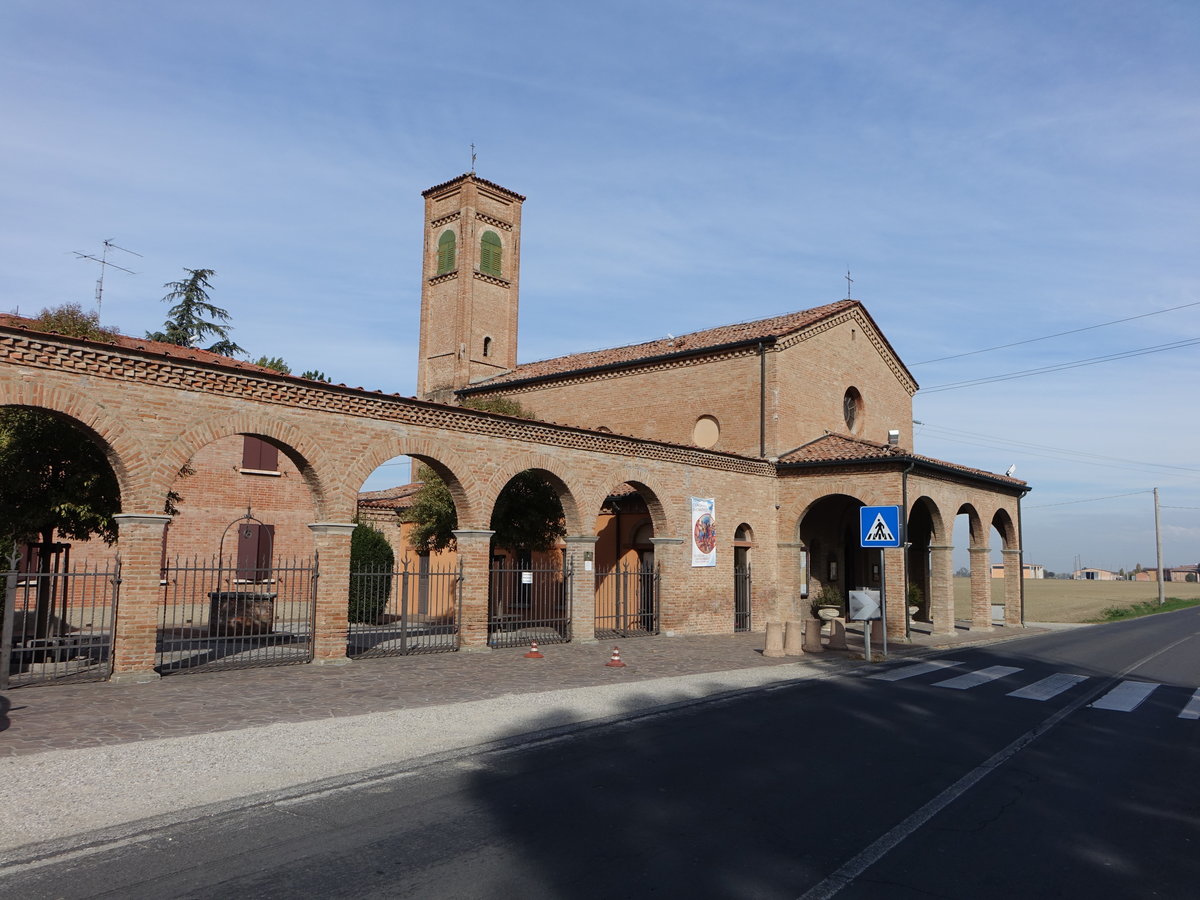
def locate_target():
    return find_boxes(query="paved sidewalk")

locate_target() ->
[0,621,1041,759]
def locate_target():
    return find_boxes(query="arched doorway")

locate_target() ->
[594,484,660,638]
[733,523,753,632]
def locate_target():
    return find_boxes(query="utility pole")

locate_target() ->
[1154,488,1165,606]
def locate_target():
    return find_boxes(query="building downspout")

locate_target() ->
[901,458,916,638]
[758,341,767,458]
[1017,486,1031,626]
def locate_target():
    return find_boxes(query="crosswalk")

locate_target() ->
[868,659,1200,719]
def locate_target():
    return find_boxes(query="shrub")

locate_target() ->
[348,523,394,624]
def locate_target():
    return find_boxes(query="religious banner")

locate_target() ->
[690,497,717,567]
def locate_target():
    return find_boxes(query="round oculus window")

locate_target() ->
[692,415,720,448]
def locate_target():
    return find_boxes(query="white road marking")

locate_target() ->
[933,665,1023,690]
[1007,673,1089,701]
[867,659,963,682]
[1177,688,1200,719]
[1090,680,1158,711]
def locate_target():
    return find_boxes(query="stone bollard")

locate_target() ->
[784,620,804,656]
[827,617,848,650]
[803,618,825,653]
[763,621,786,658]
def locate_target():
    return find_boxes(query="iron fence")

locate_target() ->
[734,564,752,632]
[157,555,316,675]
[1,557,120,689]
[488,564,572,648]
[347,558,461,657]
[594,563,659,639]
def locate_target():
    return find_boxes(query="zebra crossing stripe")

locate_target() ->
[868,659,963,682]
[1178,688,1200,720]
[1090,680,1158,711]
[933,665,1023,690]
[1007,673,1089,701]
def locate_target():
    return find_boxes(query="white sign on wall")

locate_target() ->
[691,497,717,567]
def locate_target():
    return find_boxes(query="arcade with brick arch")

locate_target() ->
[0,172,1028,683]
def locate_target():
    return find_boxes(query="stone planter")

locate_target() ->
[817,606,841,621]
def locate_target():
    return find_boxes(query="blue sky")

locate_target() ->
[3,1,1198,574]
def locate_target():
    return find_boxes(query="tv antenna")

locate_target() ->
[470,142,477,174]
[73,239,141,315]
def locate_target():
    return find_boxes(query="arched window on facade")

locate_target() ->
[437,230,456,274]
[480,230,502,277]
[482,336,492,358]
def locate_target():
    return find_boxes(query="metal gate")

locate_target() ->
[595,563,659,639]
[488,564,572,648]
[157,554,316,675]
[348,558,461,657]
[1,552,120,689]
[734,564,752,632]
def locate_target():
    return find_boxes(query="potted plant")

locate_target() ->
[811,585,844,621]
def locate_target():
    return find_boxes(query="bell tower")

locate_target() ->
[417,173,524,403]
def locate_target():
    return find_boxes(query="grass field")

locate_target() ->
[952,577,1200,623]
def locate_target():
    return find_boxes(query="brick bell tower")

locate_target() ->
[417,173,524,403]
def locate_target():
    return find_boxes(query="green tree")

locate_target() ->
[404,464,457,554]
[253,355,291,374]
[147,268,244,356]
[299,370,331,383]
[348,522,394,624]
[31,303,120,341]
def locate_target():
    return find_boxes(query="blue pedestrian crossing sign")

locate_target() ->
[860,506,902,547]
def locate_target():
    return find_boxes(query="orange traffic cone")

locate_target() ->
[605,645,626,667]
[524,640,544,659]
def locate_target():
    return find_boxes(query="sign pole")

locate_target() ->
[864,619,872,663]
[880,550,888,658]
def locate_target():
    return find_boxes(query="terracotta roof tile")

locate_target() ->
[421,173,526,202]
[465,300,859,390]
[0,313,333,382]
[357,482,424,511]
[779,433,1026,487]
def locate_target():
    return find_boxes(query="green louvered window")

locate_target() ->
[480,230,502,277]
[437,230,456,274]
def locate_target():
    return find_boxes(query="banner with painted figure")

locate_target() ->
[690,497,717,567]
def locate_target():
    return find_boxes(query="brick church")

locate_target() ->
[1,170,1031,685]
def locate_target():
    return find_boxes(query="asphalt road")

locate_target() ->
[3,609,1198,899]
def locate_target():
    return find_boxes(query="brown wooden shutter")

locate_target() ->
[241,436,279,471]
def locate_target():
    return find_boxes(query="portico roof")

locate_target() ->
[778,433,1028,491]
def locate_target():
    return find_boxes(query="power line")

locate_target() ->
[919,337,1200,393]
[910,300,1200,366]
[914,422,1200,476]
[1026,490,1153,509]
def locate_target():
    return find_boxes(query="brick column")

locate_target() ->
[884,546,908,642]
[308,522,356,665]
[969,546,993,631]
[649,537,685,634]
[1002,548,1024,626]
[928,545,955,635]
[564,535,599,643]
[111,513,172,684]
[453,529,495,649]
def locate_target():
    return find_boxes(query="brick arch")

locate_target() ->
[0,380,151,508]
[991,506,1018,549]
[341,433,484,527]
[480,454,585,536]
[585,469,678,541]
[153,414,338,520]
[909,494,948,544]
[954,503,986,548]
